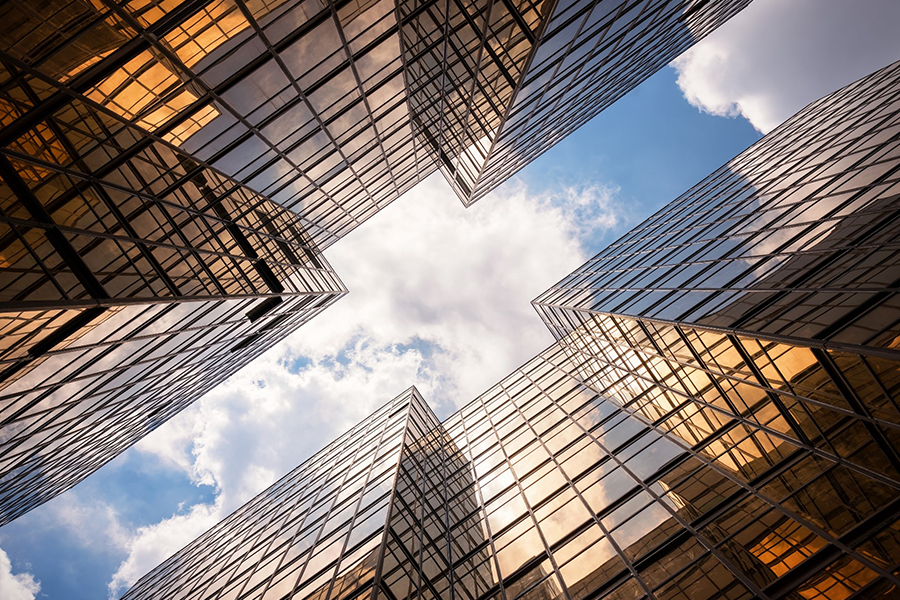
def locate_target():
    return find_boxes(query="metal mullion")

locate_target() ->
[192,419,369,600]
[242,63,408,192]
[727,334,815,446]
[527,357,776,600]
[128,153,236,296]
[424,0,455,178]
[536,301,900,364]
[483,380,574,600]
[327,10,405,204]
[0,215,71,303]
[255,402,393,600]
[0,0,211,147]
[25,308,251,361]
[764,496,900,599]
[557,330,900,493]
[15,5,114,77]
[0,152,109,300]
[108,2,360,238]
[370,390,423,598]
[553,347,900,596]
[0,286,309,314]
[452,395,511,600]
[234,0,370,227]
[391,0,443,184]
[860,355,900,420]
[0,63,211,220]
[438,0,497,166]
[30,90,185,297]
[812,348,900,475]
[510,367,654,600]
[457,0,562,201]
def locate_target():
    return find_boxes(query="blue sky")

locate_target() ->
[2,1,899,599]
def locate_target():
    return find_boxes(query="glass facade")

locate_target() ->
[0,12,348,523]
[530,59,900,598]
[424,0,750,205]
[0,0,433,249]
[0,0,752,525]
[534,59,900,350]
[0,0,751,242]
[124,344,900,600]
[126,61,900,600]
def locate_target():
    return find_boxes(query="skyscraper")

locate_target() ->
[0,42,348,523]
[122,60,900,600]
[1,0,751,242]
[0,0,751,524]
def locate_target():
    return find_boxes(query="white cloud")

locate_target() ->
[0,546,39,600]
[42,491,131,554]
[673,0,900,133]
[107,500,222,599]
[113,174,622,594]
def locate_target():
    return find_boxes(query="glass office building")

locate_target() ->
[0,0,750,242]
[413,0,750,205]
[124,346,900,600]
[124,62,900,599]
[531,59,900,598]
[0,0,751,524]
[0,22,348,523]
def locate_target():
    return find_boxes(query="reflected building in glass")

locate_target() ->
[0,8,348,523]
[532,58,900,598]
[125,62,900,599]
[122,387,494,600]
[0,0,751,523]
[0,0,751,244]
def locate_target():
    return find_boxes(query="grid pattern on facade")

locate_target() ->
[471,0,749,204]
[376,390,493,600]
[0,0,753,228]
[1,0,435,248]
[123,342,900,600]
[0,291,341,525]
[527,59,900,599]
[398,0,544,202]
[0,37,348,523]
[534,59,900,353]
[428,0,749,205]
[0,0,756,527]
[547,318,900,598]
[442,344,900,600]
[122,53,900,600]
[0,61,343,309]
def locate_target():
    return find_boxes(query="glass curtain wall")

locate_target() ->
[0,26,347,523]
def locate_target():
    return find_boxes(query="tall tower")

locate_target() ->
[0,0,752,524]
[1,0,752,240]
[532,58,900,598]
[121,388,496,600]
[0,40,347,523]
[125,60,900,599]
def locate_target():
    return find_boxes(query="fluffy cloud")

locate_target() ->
[107,501,221,599]
[41,491,131,554]
[109,175,623,594]
[673,0,900,133]
[0,546,39,600]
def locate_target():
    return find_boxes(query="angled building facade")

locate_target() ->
[530,58,900,598]
[0,50,347,523]
[0,0,751,524]
[1,0,751,241]
[124,62,900,600]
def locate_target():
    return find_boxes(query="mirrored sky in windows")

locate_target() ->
[1,1,900,600]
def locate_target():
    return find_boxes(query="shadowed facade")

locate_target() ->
[125,61,900,600]
[0,0,750,524]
